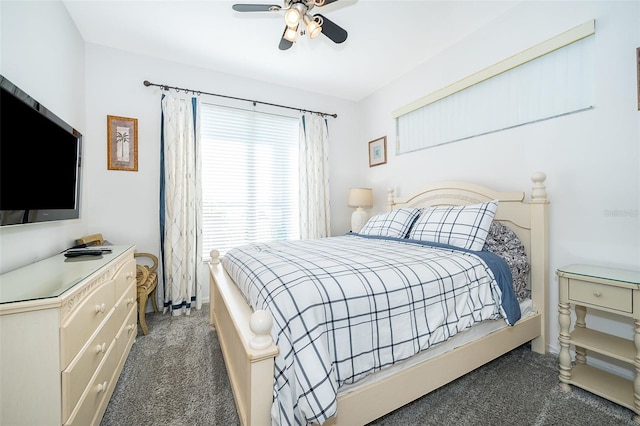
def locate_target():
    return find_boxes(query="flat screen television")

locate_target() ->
[0,75,82,226]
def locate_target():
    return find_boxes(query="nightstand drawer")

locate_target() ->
[569,279,632,313]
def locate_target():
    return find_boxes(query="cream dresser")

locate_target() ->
[557,264,640,424]
[0,245,137,425]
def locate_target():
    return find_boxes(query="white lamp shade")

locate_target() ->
[348,187,373,208]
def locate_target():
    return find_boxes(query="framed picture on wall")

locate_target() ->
[368,136,387,167]
[107,115,138,171]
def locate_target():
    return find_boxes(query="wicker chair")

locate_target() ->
[135,253,159,335]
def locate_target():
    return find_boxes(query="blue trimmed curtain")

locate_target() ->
[299,113,331,239]
[160,94,202,316]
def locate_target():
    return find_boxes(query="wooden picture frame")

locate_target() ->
[107,115,138,171]
[368,136,387,167]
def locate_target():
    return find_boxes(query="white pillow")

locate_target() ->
[358,208,421,238]
[408,200,499,251]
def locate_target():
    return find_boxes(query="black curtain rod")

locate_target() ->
[143,80,337,118]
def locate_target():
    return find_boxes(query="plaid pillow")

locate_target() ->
[358,208,421,238]
[408,200,499,251]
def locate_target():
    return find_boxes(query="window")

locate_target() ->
[200,103,300,256]
[394,20,595,153]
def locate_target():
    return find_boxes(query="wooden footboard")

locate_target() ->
[209,254,278,426]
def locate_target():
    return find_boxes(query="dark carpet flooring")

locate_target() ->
[101,305,636,426]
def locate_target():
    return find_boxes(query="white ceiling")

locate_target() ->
[62,0,520,102]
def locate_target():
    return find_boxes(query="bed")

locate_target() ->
[208,172,549,426]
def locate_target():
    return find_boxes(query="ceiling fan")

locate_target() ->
[232,0,348,50]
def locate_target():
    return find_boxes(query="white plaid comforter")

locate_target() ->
[222,235,510,426]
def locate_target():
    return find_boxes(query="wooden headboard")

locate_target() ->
[386,172,550,353]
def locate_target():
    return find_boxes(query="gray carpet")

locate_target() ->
[102,306,636,425]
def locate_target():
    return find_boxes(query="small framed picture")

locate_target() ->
[368,136,387,167]
[107,115,138,171]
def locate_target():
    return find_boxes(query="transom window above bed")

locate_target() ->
[393,20,595,152]
[200,103,300,256]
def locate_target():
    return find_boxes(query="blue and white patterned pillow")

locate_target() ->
[358,208,421,238]
[483,220,530,301]
[408,200,499,251]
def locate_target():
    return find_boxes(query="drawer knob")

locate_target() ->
[95,303,106,313]
[95,342,106,354]
[127,297,135,306]
[593,291,602,297]
[127,323,136,333]
[96,381,108,393]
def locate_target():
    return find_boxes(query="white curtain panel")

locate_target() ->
[299,113,331,239]
[160,95,203,316]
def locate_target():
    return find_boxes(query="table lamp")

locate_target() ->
[348,187,373,233]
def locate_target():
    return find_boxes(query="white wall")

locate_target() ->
[0,1,88,273]
[357,1,640,373]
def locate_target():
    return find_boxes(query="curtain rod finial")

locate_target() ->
[143,80,151,87]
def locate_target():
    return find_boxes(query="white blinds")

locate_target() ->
[200,103,299,256]
[395,20,595,154]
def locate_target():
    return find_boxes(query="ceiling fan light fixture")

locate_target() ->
[284,6,302,27]
[283,25,299,42]
[304,14,322,38]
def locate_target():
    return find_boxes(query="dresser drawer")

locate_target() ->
[116,305,137,364]
[64,342,117,426]
[61,317,116,423]
[114,258,137,296]
[569,279,632,313]
[113,281,136,327]
[61,279,116,368]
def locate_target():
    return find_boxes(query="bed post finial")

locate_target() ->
[250,310,274,349]
[531,172,548,203]
[210,249,220,264]
[387,188,395,212]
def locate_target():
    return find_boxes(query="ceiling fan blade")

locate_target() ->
[315,14,347,44]
[315,0,340,6]
[279,27,294,50]
[232,4,281,12]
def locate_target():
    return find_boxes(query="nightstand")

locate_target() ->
[557,264,640,423]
